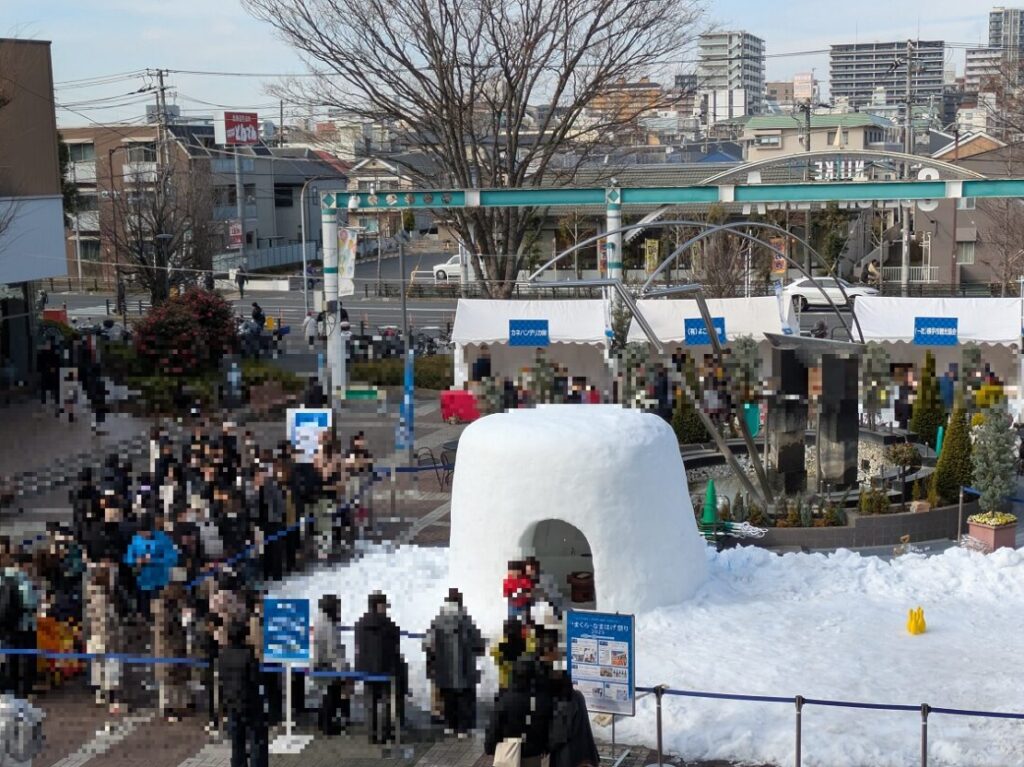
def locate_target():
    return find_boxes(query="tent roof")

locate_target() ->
[853,297,1022,347]
[627,296,798,344]
[451,299,609,346]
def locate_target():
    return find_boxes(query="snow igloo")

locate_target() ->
[448,405,708,630]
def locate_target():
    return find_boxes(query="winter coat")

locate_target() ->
[549,689,600,767]
[152,595,189,685]
[484,660,554,759]
[354,609,404,688]
[209,587,246,648]
[217,646,264,721]
[312,609,350,690]
[83,581,120,656]
[424,604,484,691]
[123,532,179,593]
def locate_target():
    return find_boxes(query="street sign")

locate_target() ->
[287,408,332,463]
[684,317,726,346]
[566,610,635,717]
[914,317,958,346]
[509,319,550,347]
[227,219,243,250]
[263,598,310,664]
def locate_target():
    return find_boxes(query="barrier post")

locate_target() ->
[957,488,965,544]
[920,704,930,767]
[391,674,402,749]
[794,695,805,767]
[655,685,667,766]
[285,662,293,739]
[106,299,110,315]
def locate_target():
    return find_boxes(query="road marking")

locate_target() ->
[399,499,451,544]
[49,711,155,767]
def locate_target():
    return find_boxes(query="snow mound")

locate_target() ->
[273,543,1024,767]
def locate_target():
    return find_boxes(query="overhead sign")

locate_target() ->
[566,610,635,717]
[227,219,243,250]
[509,319,550,347]
[215,111,259,146]
[684,317,726,346]
[914,317,958,346]
[287,407,332,463]
[263,598,310,663]
[337,228,357,297]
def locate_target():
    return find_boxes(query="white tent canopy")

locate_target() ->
[626,296,799,345]
[451,299,610,387]
[853,296,1022,346]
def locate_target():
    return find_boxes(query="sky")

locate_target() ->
[5,0,996,128]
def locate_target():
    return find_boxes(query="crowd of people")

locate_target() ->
[470,347,603,415]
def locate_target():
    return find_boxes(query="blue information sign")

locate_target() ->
[684,317,726,346]
[566,610,635,717]
[509,319,550,347]
[263,598,310,664]
[914,317,958,346]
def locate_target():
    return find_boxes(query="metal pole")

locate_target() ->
[795,695,805,767]
[656,685,666,766]
[391,674,401,748]
[400,234,414,465]
[920,703,930,767]
[234,150,246,272]
[901,39,914,297]
[300,182,309,314]
[285,663,293,739]
[606,189,622,282]
[74,215,83,285]
[611,714,616,761]
[322,206,341,408]
[950,128,960,288]
[957,487,965,544]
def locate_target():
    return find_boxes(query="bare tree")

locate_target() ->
[104,153,216,305]
[690,205,743,298]
[243,0,702,297]
[978,197,1024,296]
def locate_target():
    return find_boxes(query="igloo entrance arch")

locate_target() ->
[448,405,708,632]
[521,519,595,609]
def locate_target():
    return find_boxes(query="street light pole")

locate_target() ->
[950,126,960,290]
[900,39,915,297]
[300,175,338,315]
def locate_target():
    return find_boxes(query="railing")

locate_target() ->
[71,210,100,231]
[67,161,96,184]
[880,266,939,283]
[121,161,158,184]
[212,242,315,273]
[213,203,257,221]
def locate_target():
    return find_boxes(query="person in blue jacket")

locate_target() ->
[123,515,179,619]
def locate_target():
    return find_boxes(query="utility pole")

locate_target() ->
[900,39,914,297]
[156,69,170,167]
[950,126,960,289]
[234,148,246,273]
[279,100,285,147]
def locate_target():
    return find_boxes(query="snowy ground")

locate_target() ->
[271,543,1024,767]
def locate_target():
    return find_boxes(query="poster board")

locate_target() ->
[287,407,332,464]
[263,598,310,664]
[566,609,635,716]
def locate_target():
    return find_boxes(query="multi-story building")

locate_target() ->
[793,72,818,103]
[589,77,663,118]
[990,6,1024,55]
[765,81,794,107]
[829,40,945,110]
[697,31,766,116]
[965,47,1004,93]
[0,38,66,382]
[742,112,899,163]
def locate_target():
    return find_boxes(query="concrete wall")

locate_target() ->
[0,40,60,199]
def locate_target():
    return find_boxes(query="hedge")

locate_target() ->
[349,355,453,390]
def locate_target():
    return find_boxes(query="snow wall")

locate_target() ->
[448,405,708,631]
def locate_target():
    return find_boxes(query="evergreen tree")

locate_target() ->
[671,358,710,444]
[971,404,1017,513]
[933,405,972,506]
[910,350,944,448]
[861,342,891,429]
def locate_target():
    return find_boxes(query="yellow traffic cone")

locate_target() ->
[907,608,917,634]
[916,606,926,634]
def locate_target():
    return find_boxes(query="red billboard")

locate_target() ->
[227,219,243,250]
[216,112,259,146]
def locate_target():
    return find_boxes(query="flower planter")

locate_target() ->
[967,521,1017,552]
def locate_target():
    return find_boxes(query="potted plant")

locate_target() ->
[966,511,1018,552]
[967,404,1018,551]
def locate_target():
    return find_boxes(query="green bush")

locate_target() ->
[859,486,891,515]
[127,373,219,414]
[39,318,77,342]
[134,289,236,376]
[672,392,709,445]
[971,404,1016,513]
[349,355,453,390]
[241,359,304,394]
[101,342,147,380]
[933,405,972,506]
[910,350,944,448]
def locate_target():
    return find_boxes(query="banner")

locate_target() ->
[914,317,958,346]
[227,219,243,250]
[287,407,332,463]
[567,610,635,717]
[509,319,550,347]
[338,228,357,297]
[644,239,660,273]
[684,317,726,346]
[263,598,310,663]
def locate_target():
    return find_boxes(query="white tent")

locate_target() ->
[450,299,610,387]
[626,296,799,345]
[448,405,708,631]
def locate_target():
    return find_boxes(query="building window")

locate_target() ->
[754,134,781,147]
[125,143,157,163]
[68,143,96,162]
[78,239,101,262]
[826,130,850,145]
[957,197,976,210]
[956,241,975,265]
[274,186,294,208]
[75,193,99,212]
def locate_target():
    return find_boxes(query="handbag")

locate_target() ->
[493,736,523,767]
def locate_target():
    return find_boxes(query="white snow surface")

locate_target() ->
[272,543,1024,767]
[448,405,708,629]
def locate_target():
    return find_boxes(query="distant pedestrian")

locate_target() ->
[235,268,247,299]
[122,517,179,618]
[204,271,215,292]
[423,589,484,738]
[313,594,351,736]
[251,303,265,331]
[217,621,268,767]
[302,311,318,350]
[84,563,123,713]
[485,657,554,767]
[354,592,406,744]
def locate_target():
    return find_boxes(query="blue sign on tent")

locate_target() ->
[566,610,635,717]
[509,319,550,347]
[263,598,310,664]
[684,317,726,346]
[914,317,958,346]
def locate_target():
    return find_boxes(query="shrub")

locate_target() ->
[910,350,944,448]
[134,289,236,376]
[859,487,890,515]
[933,405,972,506]
[747,502,768,527]
[241,359,304,394]
[672,390,709,444]
[39,318,77,342]
[732,494,747,523]
[349,355,453,390]
[971,404,1016,513]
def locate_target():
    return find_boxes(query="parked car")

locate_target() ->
[433,254,462,281]
[782,277,878,311]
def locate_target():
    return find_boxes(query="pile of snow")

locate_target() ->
[272,543,1024,767]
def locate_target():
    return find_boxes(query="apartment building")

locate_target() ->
[697,31,766,116]
[743,113,899,163]
[0,39,66,381]
[965,47,1003,93]
[829,40,945,110]
[765,81,794,107]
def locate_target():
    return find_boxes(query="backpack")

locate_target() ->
[0,575,24,637]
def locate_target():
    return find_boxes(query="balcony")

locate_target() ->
[67,161,96,184]
[214,204,258,221]
[881,266,939,283]
[122,162,158,184]
[70,211,100,232]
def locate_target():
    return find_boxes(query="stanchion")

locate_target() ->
[795,695,805,767]
[643,685,668,767]
[920,703,930,767]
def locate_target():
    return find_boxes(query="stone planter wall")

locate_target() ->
[754,501,977,551]
[967,521,1018,552]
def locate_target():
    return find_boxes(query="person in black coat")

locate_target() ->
[485,657,554,767]
[217,620,268,767]
[354,591,406,743]
[548,671,600,767]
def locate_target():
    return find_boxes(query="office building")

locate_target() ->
[830,40,945,110]
[697,31,766,116]
[793,72,818,103]
[965,47,1004,92]
[989,6,1024,52]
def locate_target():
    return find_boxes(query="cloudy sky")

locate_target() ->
[7,0,995,127]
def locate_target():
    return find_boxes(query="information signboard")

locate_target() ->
[566,610,635,717]
[914,317,958,346]
[509,319,550,347]
[684,317,726,346]
[287,408,332,463]
[263,598,310,664]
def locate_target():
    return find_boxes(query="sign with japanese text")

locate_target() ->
[509,319,550,347]
[567,610,635,717]
[287,408,332,463]
[215,111,259,146]
[684,317,726,346]
[263,598,310,663]
[227,219,243,250]
[914,317,958,346]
